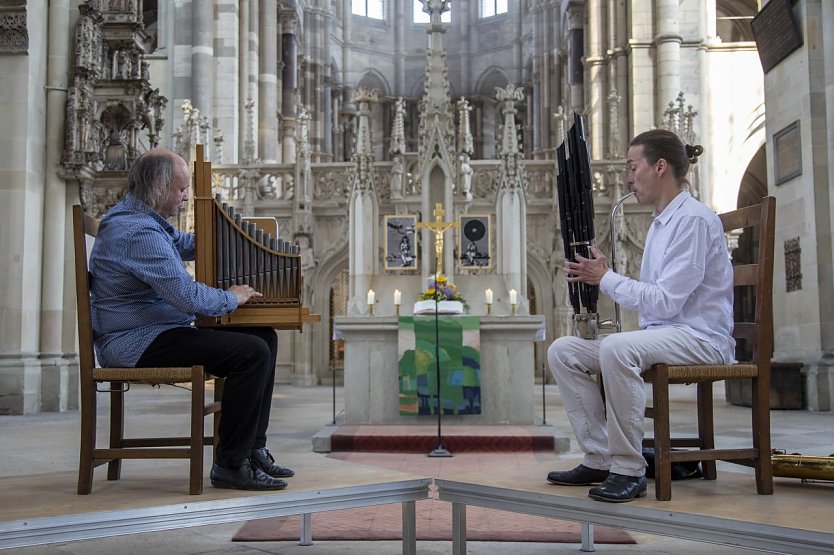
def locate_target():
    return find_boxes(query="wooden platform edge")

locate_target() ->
[0,478,431,550]
[435,479,834,555]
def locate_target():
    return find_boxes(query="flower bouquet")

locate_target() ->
[414,274,467,315]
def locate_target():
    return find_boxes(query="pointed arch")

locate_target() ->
[356,68,391,97]
[475,66,510,96]
[311,248,350,381]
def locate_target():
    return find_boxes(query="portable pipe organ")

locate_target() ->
[193,144,320,330]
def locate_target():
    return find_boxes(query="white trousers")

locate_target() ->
[547,327,723,477]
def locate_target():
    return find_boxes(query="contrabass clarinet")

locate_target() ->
[556,113,632,339]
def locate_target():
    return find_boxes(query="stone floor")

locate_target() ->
[2,382,834,554]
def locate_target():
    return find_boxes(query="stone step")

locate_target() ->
[314,424,569,454]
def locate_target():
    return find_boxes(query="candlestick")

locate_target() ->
[367,289,375,316]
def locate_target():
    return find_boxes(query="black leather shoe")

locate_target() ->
[251,447,295,478]
[210,460,288,490]
[547,464,610,486]
[588,473,647,503]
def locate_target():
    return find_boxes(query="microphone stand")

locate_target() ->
[428,273,452,458]
[541,362,547,426]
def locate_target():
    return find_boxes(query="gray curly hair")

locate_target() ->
[126,149,179,210]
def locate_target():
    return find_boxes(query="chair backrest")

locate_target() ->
[718,196,776,365]
[72,205,100,377]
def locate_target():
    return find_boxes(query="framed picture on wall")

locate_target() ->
[458,214,492,270]
[384,214,418,271]
[774,120,802,185]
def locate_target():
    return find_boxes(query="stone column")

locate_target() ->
[549,2,562,148]
[238,0,250,161]
[280,9,298,162]
[586,0,605,159]
[0,2,46,414]
[629,0,656,132]
[281,10,298,117]
[40,0,77,412]
[610,0,629,155]
[565,4,585,116]
[530,1,542,154]
[258,0,279,162]
[191,0,214,140]
[393,0,406,95]
[697,0,718,218]
[215,0,239,162]
[322,7,334,157]
[655,0,682,123]
[458,0,472,93]
[248,0,259,158]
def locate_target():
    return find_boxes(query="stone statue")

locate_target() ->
[390,154,404,199]
[460,154,473,202]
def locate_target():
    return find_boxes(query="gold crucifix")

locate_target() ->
[417,202,459,275]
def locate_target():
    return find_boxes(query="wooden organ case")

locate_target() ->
[193,145,320,330]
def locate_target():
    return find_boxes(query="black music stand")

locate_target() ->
[428,279,452,458]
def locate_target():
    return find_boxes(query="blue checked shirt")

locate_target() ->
[89,194,238,367]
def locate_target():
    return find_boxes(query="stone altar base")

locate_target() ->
[333,315,546,425]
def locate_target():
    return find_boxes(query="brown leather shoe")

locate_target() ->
[546,464,609,486]
[251,447,295,478]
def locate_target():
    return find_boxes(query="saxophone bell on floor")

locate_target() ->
[771,449,834,482]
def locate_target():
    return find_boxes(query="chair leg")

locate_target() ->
[652,366,672,501]
[107,382,125,481]
[696,382,717,480]
[751,375,774,495]
[213,378,224,457]
[189,368,205,495]
[77,385,97,495]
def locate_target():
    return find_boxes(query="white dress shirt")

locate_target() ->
[599,190,736,363]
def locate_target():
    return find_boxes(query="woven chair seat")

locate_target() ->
[641,363,759,384]
[92,366,217,384]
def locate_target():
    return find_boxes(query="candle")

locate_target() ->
[367,289,375,305]
[485,288,493,304]
[509,288,517,304]
[393,289,402,306]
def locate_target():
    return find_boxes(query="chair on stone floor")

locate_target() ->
[72,204,224,495]
[641,196,776,501]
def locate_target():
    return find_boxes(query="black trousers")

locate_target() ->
[136,326,278,468]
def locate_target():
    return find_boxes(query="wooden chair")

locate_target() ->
[72,204,224,495]
[641,196,776,501]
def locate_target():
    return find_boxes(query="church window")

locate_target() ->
[413,1,451,23]
[352,0,384,20]
[716,0,758,43]
[480,0,508,18]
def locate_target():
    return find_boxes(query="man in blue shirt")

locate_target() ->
[546,130,735,502]
[90,147,294,490]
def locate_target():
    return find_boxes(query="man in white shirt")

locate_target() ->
[546,129,735,502]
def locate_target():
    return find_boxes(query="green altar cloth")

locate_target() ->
[397,315,481,416]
